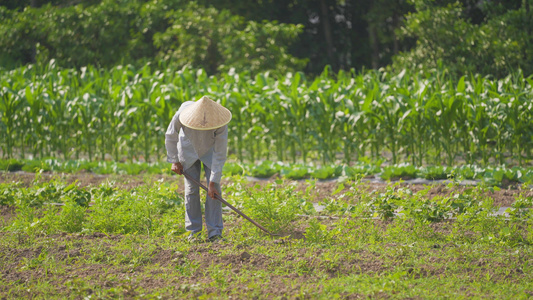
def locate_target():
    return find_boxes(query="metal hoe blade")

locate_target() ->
[179,170,280,237]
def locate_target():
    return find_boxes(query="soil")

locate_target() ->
[0,230,386,297]
[0,222,529,298]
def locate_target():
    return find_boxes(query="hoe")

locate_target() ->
[178,170,280,237]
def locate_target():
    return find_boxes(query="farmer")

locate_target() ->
[165,95,231,242]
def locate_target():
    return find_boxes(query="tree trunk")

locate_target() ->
[525,0,531,37]
[393,11,400,55]
[368,23,379,69]
[319,0,335,67]
[31,0,37,64]
[524,0,531,68]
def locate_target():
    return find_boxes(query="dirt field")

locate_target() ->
[1,172,532,298]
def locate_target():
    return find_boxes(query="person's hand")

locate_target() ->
[208,181,220,199]
[171,162,183,175]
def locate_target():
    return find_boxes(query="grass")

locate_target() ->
[0,174,532,298]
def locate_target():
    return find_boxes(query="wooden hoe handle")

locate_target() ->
[179,170,279,237]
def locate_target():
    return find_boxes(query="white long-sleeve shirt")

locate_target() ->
[165,101,228,183]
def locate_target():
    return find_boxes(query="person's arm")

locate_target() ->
[165,113,183,174]
[208,125,228,198]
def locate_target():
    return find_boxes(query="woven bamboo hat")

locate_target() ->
[179,96,232,130]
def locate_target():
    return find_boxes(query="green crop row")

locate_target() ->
[1,63,532,166]
[234,161,533,186]
[2,158,533,187]
[0,158,169,175]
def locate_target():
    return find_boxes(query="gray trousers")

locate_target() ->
[184,160,223,238]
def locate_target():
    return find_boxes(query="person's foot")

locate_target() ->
[208,235,224,243]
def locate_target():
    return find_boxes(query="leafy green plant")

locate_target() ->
[248,161,282,178]
[403,196,450,222]
[144,182,183,214]
[453,188,495,223]
[483,166,530,186]
[451,165,485,180]
[26,179,67,207]
[61,183,91,207]
[507,194,533,220]
[319,198,356,216]
[238,180,301,233]
[364,186,403,220]
[280,164,310,180]
[0,182,19,205]
[342,163,381,178]
[419,166,450,180]
[57,198,87,233]
[304,218,337,245]
[21,160,51,173]
[223,162,245,176]
[58,160,97,173]
[0,158,24,171]
[380,164,418,181]
[2,177,186,236]
[310,165,341,180]
[445,190,479,217]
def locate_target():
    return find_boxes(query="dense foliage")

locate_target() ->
[0,0,305,75]
[1,0,531,77]
[1,63,532,166]
[394,0,533,77]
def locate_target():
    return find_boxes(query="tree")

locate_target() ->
[153,2,307,75]
[393,0,533,77]
[0,0,306,75]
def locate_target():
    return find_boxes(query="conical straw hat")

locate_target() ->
[179,96,232,130]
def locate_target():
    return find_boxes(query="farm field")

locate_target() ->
[1,62,532,298]
[1,172,532,299]
[2,1,533,299]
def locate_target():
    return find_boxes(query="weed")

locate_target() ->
[304,218,333,245]
[238,180,302,233]
[364,184,405,220]
[57,198,86,233]
[507,194,533,220]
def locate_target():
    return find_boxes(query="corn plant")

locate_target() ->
[1,63,532,166]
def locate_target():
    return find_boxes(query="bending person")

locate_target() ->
[165,95,231,242]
